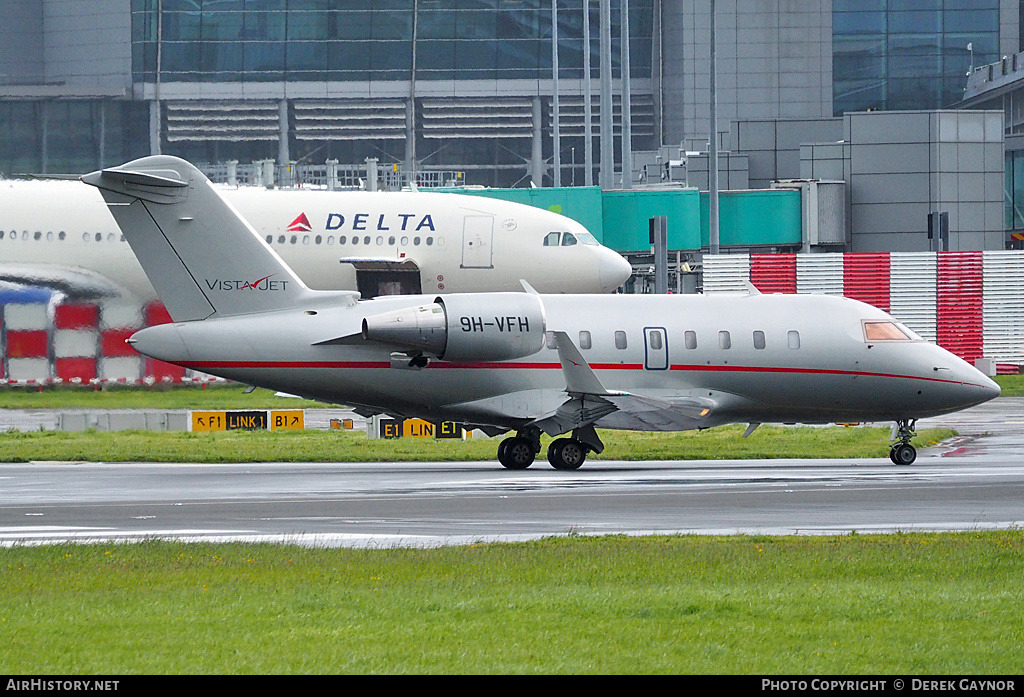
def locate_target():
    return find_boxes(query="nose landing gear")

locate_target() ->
[889,418,918,465]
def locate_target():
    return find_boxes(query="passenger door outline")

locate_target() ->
[461,215,494,269]
[643,326,669,370]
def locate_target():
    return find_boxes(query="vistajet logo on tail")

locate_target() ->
[206,274,290,291]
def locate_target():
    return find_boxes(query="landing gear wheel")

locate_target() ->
[890,443,917,465]
[889,418,919,466]
[498,437,535,470]
[547,438,588,470]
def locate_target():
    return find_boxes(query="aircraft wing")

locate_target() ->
[530,330,719,435]
[338,258,420,271]
[0,264,131,300]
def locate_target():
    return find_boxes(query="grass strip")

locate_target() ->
[0,384,325,410]
[1,533,1021,674]
[0,425,955,463]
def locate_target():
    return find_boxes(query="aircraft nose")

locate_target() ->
[948,365,1001,409]
[977,373,1001,401]
[599,249,632,291]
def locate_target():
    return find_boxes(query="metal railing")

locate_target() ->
[198,159,466,191]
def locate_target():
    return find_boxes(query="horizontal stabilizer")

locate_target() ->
[82,155,312,321]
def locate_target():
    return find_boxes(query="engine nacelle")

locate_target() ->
[361,293,546,362]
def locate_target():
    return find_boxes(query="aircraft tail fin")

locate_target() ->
[82,155,310,321]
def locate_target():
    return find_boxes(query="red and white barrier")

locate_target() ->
[704,251,1024,371]
[1,295,216,386]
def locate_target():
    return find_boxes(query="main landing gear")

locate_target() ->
[889,418,918,465]
[497,426,604,471]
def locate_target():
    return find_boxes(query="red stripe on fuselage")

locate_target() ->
[176,359,981,387]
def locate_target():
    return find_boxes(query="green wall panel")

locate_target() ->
[437,186,803,251]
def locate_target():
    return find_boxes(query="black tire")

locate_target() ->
[547,438,587,470]
[892,443,917,465]
[498,437,535,470]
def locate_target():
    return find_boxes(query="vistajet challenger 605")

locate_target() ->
[83,156,999,469]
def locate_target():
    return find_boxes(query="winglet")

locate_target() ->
[520,279,540,295]
[551,330,612,395]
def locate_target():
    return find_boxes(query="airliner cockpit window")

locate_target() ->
[576,232,599,245]
[863,321,911,341]
[561,233,578,246]
[543,232,560,246]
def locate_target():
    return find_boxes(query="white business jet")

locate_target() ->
[84,156,1000,469]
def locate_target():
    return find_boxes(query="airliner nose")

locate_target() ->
[599,249,632,291]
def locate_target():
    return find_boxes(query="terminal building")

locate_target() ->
[0,2,1020,253]
[3,1,1024,380]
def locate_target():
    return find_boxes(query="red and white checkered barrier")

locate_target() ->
[704,251,1024,373]
[1,293,215,386]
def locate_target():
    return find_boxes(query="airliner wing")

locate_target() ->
[0,264,130,300]
[339,257,420,270]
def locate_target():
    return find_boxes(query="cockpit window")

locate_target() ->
[543,232,560,246]
[576,231,599,245]
[863,321,911,342]
[561,232,578,246]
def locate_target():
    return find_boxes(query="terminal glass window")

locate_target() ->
[832,0,999,113]
[132,0,655,83]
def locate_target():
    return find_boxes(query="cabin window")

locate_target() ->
[684,330,697,349]
[0,231,5,239]
[376,236,384,245]
[363,236,371,245]
[338,236,346,244]
[561,233,578,246]
[413,236,421,245]
[46,231,53,241]
[426,237,433,246]
[23,231,29,240]
[579,331,592,350]
[33,231,41,241]
[277,235,285,244]
[438,236,446,246]
[352,236,359,245]
[327,236,334,245]
[753,330,766,350]
[303,235,310,245]
[401,236,409,245]
[265,235,273,243]
[95,233,102,242]
[388,236,396,245]
[315,235,322,245]
[614,331,627,349]
[545,331,557,350]
[788,330,801,349]
[544,232,560,246]
[718,331,731,349]
[863,321,911,342]
[648,329,663,350]
[58,231,65,241]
